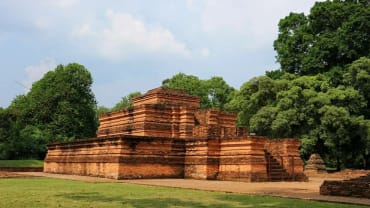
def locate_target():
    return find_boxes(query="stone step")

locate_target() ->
[264,150,293,182]
[270,170,285,174]
[270,171,288,175]
[269,164,284,168]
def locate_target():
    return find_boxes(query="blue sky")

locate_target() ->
[0,0,320,108]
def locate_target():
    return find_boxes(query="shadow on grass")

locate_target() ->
[216,194,284,207]
[214,194,364,208]
[55,192,244,208]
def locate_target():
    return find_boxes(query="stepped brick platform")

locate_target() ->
[44,87,307,182]
[320,174,370,198]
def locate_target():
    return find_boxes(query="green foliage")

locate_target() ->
[0,108,26,159]
[260,0,370,169]
[274,1,370,75]
[228,76,281,127]
[23,63,98,140]
[162,73,235,109]
[265,69,285,80]
[345,57,370,118]
[96,106,110,116]
[0,63,97,159]
[162,73,209,107]
[111,91,141,111]
[205,77,236,109]
[231,70,370,169]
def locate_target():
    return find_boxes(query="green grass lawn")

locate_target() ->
[0,178,366,208]
[0,160,44,167]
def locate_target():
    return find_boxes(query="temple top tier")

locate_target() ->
[97,86,247,139]
[132,87,201,108]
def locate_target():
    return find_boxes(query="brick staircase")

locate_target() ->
[265,151,291,181]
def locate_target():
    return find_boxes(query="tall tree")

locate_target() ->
[1,63,97,159]
[274,0,370,76]
[345,57,370,118]
[23,63,98,141]
[230,73,370,169]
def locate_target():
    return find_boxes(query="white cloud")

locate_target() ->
[73,23,92,37]
[73,10,193,59]
[23,59,56,92]
[186,0,195,7]
[199,48,210,57]
[33,17,51,29]
[201,0,319,48]
[48,0,79,8]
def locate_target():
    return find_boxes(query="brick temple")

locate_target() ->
[44,87,307,182]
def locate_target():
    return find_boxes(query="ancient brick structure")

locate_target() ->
[44,87,307,182]
[320,174,370,198]
[97,87,240,139]
[304,154,327,176]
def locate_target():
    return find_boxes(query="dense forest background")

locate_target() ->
[1,0,369,170]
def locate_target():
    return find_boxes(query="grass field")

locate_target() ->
[0,178,366,208]
[0,160,43,167]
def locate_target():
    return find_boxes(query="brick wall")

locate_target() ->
[44,136,186,179]
[217,137,268,182]
[264,138,306,181]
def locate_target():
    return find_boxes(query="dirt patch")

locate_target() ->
[0,171,24,178]
[307,169,370,179]
[0,170,43,178]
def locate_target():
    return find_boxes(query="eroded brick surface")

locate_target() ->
[320,174,370,198]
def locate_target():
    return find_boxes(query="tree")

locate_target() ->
[231,73,370,169]
[345,57,370,118]
[0,108,17,159]
[274,1,370,76]
[162,73,210,107]
[228,76,281,127]
[112,91,142,111]
[205,77,235,110]
[96,106,110,116]
[317,105,369,170]
[162,73,235,109]
[1,63,98,159]
[23,63,98,141]
[269,0,370,169]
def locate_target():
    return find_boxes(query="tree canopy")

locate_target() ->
[111,92,142,111]
[274,0,370,76]
[230,67,370,169]
[162,73,235,109]
[257,0,370,169]
[0,63,97,159]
